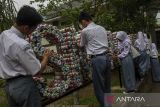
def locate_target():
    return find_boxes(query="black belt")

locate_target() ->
[6,75,31,82]
[91,52,107,59]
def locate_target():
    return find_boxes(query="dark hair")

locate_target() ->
[79,11,92,22]
[16,5,43,27]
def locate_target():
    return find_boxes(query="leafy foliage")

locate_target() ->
[0,0,17,31]
[31,0,158,33]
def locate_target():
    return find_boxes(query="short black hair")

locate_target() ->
[79,11,92,22]
[16,5,43,27]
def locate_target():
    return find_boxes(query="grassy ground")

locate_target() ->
[0,79,8,107]
[0,89,8,107]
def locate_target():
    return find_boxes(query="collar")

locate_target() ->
[10,26,25,39]
[86,22,96,28]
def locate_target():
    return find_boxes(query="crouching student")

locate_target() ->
[150,43,160,82]
[134,31,148,77]
[116,31,136,93]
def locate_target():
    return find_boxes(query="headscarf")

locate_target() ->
[143,33,151,54]
[143,33,149,43]
[151,43,158,58]
[135,31,146,51]
[116,31,131,49]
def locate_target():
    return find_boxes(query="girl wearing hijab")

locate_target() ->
[134,32,148,77]
[116,31,136,93]
[144,33,151,70]
[150,43,160,82]
[144,33,151,54]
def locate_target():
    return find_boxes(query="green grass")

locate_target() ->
[0,88,8,107]
[79,95,99,107]
[0,79,5,87]
[0,88,5,97]
[0,79,8,107]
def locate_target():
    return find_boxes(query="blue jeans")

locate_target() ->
[5,76,42,107]
[121,55,136,92]
[91,54,111,107]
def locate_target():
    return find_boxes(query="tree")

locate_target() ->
[30,0,84,30]
[30,0,82,17]
[0,0,17,31]
[31,0,157,33]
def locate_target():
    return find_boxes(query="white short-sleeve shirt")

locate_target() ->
[80,22,108,55]
[0,26,41,79]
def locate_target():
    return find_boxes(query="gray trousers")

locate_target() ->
[151,58,160,82]
[138,51,150,77]
[5,76,42,107]
[121,55,136,92]
[91,54,111,107]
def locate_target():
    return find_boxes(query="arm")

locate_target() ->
[36,49,52,75]
[134,40,140,51]
[118,42,130,59]
[79,31,87,48]
[12,44,52,76]
[151,46,159,58]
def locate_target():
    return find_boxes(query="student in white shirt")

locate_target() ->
[0,6,52,107]
[78,12,111,107]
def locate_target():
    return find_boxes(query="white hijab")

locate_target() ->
[116,31,131,49]
[136,31,146,51]
[143,33,149,43]
[151,43,158,57]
